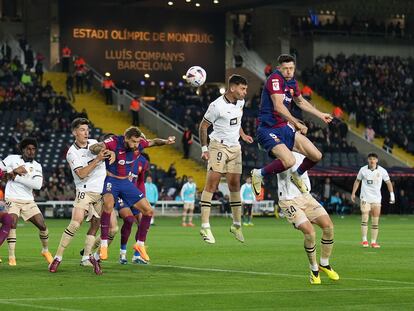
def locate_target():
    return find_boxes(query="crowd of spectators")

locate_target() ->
[302,54,414,154]
[293,16,406,38]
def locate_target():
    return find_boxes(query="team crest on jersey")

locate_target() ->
[106,182,112,191]
[272,79,280,91]
[269,133,280,143]
[118,160,125,165]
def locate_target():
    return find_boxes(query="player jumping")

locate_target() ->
[251,54,332,196]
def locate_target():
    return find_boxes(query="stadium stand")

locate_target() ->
[302,54,414,154]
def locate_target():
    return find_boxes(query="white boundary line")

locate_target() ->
[0,300,84,311]
[2,257,414,286]
[0,287,414,302]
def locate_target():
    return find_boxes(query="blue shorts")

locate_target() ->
[257,124,296,156]
[114,198,141,216]
[103,176,144,208]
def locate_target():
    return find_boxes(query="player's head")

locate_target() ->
[146,175,153,183]
[20,137,38,161]
[367,153,378,168]
[71,118,90,144]
[188,176,193,183]
[277,54,296,80]
[228,74,248,100]
[124,126,142,150]
[246,176,252,184]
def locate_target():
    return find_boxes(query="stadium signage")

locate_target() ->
[60,3,225,82]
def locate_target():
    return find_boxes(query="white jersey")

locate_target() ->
[277,152,311,201]
[66,139,106,193]
[357,165,390,204]
[2,154,43,201]
[203,95,244,147]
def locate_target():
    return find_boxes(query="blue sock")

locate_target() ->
[121,244,127,251]
[134,250,140,256]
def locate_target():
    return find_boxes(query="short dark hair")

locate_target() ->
[228,74,248,86]
[20,137,38,151]
[368,153,378,159]
[71,118,90,131]
[124,126,142,139]
[277,54,296,65]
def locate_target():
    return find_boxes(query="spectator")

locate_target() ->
[21,69,32,85]
[397,189,410,214]
[182,126,193,159]
[66,73,75,102]
[84,68,93,92]
[332,106,344,120]
[264,63,272,77]
[129,96,141,126]
[382,136,394,154]
[167,163,177,178]
[301,84,313,100]
[102,73,115,105]
[61,44,71,72]
[35,60,44,84]
[364,125,375,142]
[145,176,158,225]
[323,178,331,207]
[75,65,85,94]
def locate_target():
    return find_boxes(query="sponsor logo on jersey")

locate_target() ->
[118,160,126,165]
[272,79,280,91]
[230,118,238,125]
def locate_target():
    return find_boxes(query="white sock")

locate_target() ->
[150,217,154,225]
[371,240,376,244]
[362,236,367,242]
[201,223,210,229]
[81,255,89,261]
[137,240,145,246]
[93,252,100,261]
[101,240,108,247]
[310,264,318,271]
[320,258,329,266]
[42,248,49,253]
[120,249,127,255]
[54,255,62,261]
[233,222,241,226]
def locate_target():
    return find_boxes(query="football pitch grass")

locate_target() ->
[0,215,413,311]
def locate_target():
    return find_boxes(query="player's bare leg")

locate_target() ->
[291,133,322,192]
[187,204,195,226]
[0,212,12,247]
[227,172,244,243]
[182,203,189,226]
[370,206,381,248]
[200,170,221,244]
[131,198,153,262]
[119,208,137,264]
[100,193,115,259]
[361,210,370,247]
[313,215,339,281]
[6,213,18,266]
[50,207,84,272]
[28,213,53,264]
[297,221,320,284]
[251,144,296,196]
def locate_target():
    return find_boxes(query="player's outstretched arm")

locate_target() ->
[89,142,106,155]
[385,180,395,204]
[199,119,210,161]
[351,179,361,203]
[147,136,176,147]
[294,95,333,124]
[240,128,254,144]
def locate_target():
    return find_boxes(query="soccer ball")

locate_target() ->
[185,66,206,87]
